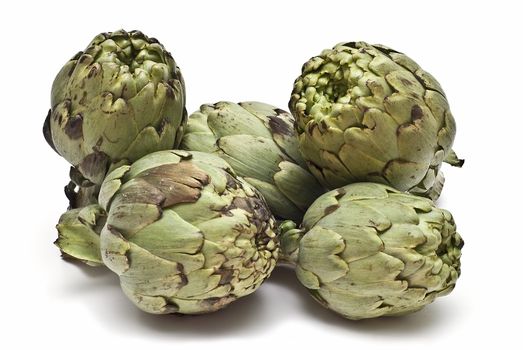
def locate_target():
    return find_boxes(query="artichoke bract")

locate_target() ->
[43,29,186,206]
[280,183,463,320]
[182,101,325,222]
[98,150,279,314]
[54,204,105,266]
[289,42,463,200]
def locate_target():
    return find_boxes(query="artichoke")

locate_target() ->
[54,204,105,266]
[182,101,325,222]
[43,29,186,207]
[280,182,463,320]
[289,42,463,200]
[98,150,279,314]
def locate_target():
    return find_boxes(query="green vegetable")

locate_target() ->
[54,204,105,266]
[43,29,186,207]
[98,150,279,314]
[289,42,463,200]
[182,101,325,222]
[280,182,463,320]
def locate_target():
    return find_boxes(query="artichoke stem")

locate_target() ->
[65,166,101,209]
[276,255,298,267]
[444,149,465,167]
[65,181,100,209]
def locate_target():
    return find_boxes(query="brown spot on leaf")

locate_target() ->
[177,263,188,286]
[372,45,402,57]
[165,83,175,99]
[397,106,423,136]
[218,269,234,285]
[78,54,90,64]
[117,178,166,206]
[342,42,358,49]
[106,225,127,241]
[229,196,251,211]
[411,105,423,121]
[154,118,167,136]
[233,196,271,223]
[224,172,238,190]
[306,122,316,134]
[79,91,88,106]
[96,137,103,147]
[334,188,346,200]
[268,115,293,136]
[138,162,210,208]
[201,296,235,312]
[87,65,99,78]
[401,78,413,86]
[64,114,83,139]
[67,63,78,77]
[324,204,339,216]
[228,195,273,245]
[78,151,110,185]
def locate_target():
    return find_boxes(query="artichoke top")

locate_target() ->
[292,42,448,132]
[182,101,325,222]
[44,29,187,186]
[289,42,462,199]
[99,150,279,314]
[280,182,463,320]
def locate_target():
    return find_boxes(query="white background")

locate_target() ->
[1,0,521,349]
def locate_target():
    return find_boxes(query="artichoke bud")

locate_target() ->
[44,29,187,188]
[289,42,463,200]
[98,150,279,314]
[278,220,305,265]
[284,182,463,320]
[182,101,326,223]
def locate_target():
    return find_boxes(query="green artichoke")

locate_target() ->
[181,101,325,222]
[54,204,105,266]
[289,42,463,200]
[98,150,279,314]
[43,29,186,207]
[280,182,463,320]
